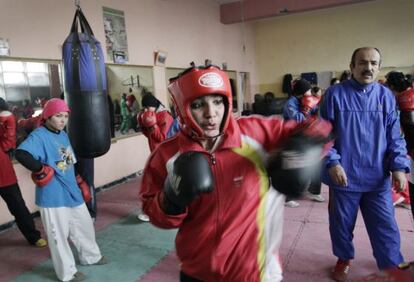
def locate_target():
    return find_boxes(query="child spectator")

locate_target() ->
[15,98,107,282]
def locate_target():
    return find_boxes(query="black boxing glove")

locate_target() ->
[267,118,333,198]
[7,149,15,160]
[163,151,214,215]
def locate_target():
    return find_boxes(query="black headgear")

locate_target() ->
[386,71,410,92]
[141,94,160,108]
[0,98,9,111]
[293,79,311,97]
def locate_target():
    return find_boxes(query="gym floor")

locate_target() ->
[0,175,413,282]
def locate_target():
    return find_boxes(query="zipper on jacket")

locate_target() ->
[210,152,220,278]
[211,154,216,165]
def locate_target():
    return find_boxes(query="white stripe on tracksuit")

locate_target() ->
[241,135,285,282]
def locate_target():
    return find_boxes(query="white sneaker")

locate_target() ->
[393,196,405,206]
[285,200,300,208]
[306,193,325,202]
[137,213,150,222]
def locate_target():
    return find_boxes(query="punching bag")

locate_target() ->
[62,7,111,158]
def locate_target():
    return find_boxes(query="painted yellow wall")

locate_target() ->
[255,0,414,96]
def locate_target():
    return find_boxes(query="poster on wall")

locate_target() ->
[0,38,10,56]
[154,51,168,66]
[102,7,129,63]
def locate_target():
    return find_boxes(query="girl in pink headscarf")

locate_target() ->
[15,98,107,282]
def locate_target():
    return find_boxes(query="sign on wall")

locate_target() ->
[102,7,129,63]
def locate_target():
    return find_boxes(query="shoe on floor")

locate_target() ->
[393,196,405,206]
[137,213,150,222]
[285,200,300,208]
[306,192,325,202]
[69,272,86,281]
[92,256,108,265]
[34,238,47,247]
[332,259,351,282]
[396,202,411,209]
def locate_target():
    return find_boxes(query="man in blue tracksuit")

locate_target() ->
[320,47,409,282]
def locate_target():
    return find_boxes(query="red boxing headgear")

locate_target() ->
[42,98,70,120]
[168,65,232,139]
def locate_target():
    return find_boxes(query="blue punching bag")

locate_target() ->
[62,7,110,158]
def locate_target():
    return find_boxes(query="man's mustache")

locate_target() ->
[362,70,373,76]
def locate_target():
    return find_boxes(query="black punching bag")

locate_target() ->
[62,7,110,158]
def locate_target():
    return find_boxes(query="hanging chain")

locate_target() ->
[75,0,80,9]
[240,0,246,53]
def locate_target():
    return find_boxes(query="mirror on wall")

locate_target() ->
[225,70,238,113]
[0,58,62,145]
[106,63,154,137]
[238,72,250,115]
[0,59,62,110]
[0,58,158,145]
[165,67,185,116]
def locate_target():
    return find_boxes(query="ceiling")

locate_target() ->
[217,0,377,24]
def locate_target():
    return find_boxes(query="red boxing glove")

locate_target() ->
[76,175,91,202]
[301,95,320,114]
[139,111,157,128]
[294,117,334,157]
[296,117,331,138]
[397,90,414,112]
[31,165,54,187]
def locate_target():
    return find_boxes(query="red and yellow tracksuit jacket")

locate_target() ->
[140,114,298,282]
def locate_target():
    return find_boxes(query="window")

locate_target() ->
[0,60,61,116]
[0,59,62,146]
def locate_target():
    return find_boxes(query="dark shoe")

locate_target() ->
[332,259,351,281]
[69,272,86,281]
[396,202,411,209]
[92,256,108,265]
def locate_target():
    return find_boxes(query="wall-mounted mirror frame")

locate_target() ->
[106,63,154,138]
[0,57,160,145]
[0,57,62,145]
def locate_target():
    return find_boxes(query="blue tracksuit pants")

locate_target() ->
[328,188,404,269]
